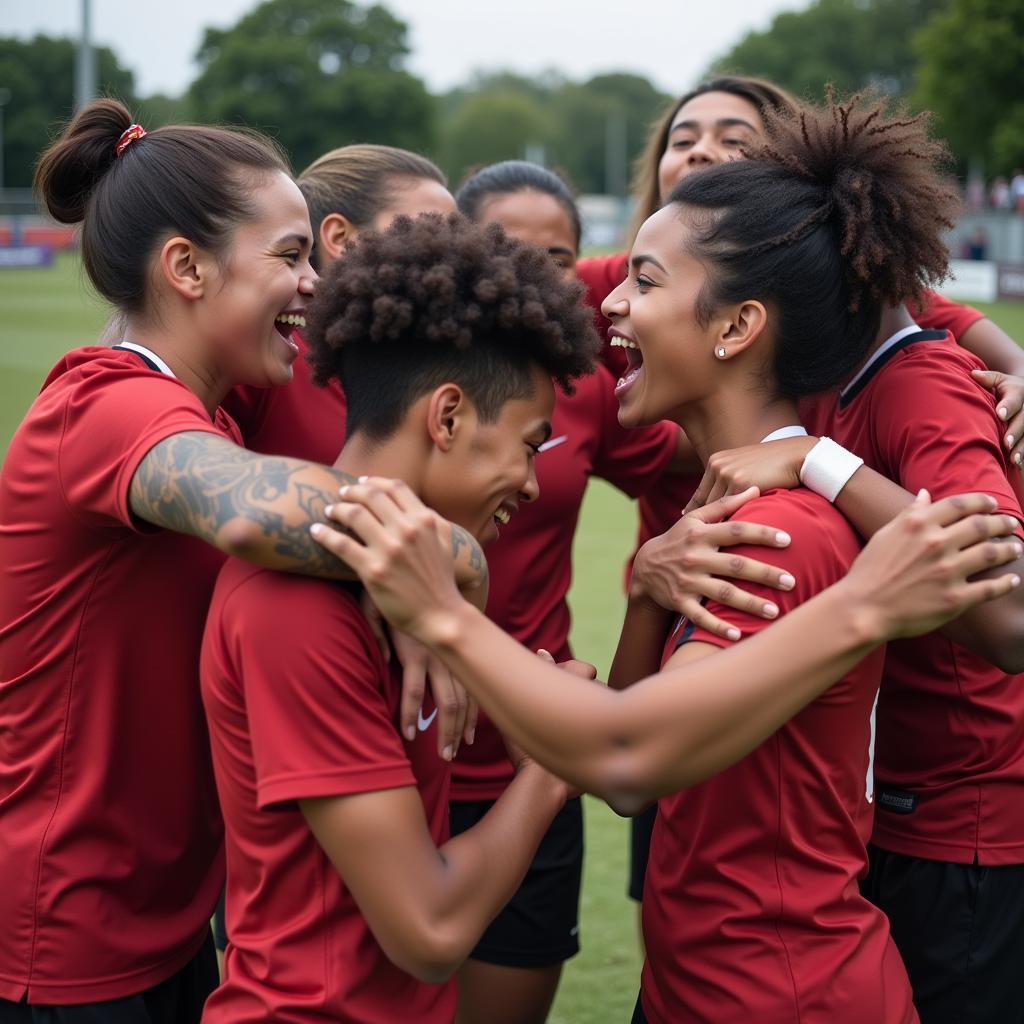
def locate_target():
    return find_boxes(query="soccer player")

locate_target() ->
[452,160,711,1024]
[0,102,482,1022]
[583,73,1024,917]
[679,129,1024,1024]
[223,144,456,464]
[198,213,599,1023]
[315,94,1023,1023]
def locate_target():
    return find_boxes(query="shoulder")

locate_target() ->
[730,489,861,585]
[914,290,984,339]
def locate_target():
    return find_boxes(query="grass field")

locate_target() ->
[2,254,1024,1022]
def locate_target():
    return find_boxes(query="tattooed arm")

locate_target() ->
[129,431,488,588]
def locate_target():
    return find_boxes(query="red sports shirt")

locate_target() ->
[200,563,454,1024]
[576,253,985,546]
[452,366,677,801]
[801,331,1024,865]
[223,330,347,462]
[0,349,236,1003]
[640,489,915,1024]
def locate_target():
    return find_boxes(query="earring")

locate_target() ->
[716,346,727,359]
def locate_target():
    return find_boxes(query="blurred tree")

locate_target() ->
[915,0,1024,174]
[0,35,136,188]
[551,73,669,195]
[709,0,948,101]
[440,89,554,187]
[439,70,667,195]
[188,0,437,173]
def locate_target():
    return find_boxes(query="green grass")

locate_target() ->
[3,254,1024,1022]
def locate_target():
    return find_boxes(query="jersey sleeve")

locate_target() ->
[914,290,984,340]
[223,575,414,810]
[592,365,677,497]
[57,368,226,531]
[869,350,1024,527]
[673,493,854,653]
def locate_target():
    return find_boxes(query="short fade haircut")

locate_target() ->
[305,212,601,441]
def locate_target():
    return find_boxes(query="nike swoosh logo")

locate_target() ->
[538,435,568,453]
[417,708,438,732]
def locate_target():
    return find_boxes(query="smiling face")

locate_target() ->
[657,91,765,203]
[421,363,555,546]
[601,205,723,429]
[476,189,578,282]
[203,170,316,388]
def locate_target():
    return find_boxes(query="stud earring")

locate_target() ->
[716,346,727,359]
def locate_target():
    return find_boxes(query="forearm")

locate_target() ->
[608,595,674,691]
[960,319,1024,376]
[428,767,566,963]
[833,466,914,538]
[423,585,881,805]
[833,465,1024,666]
[129,432,485,584]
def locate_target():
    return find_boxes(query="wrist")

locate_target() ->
[829,577,888,648]
[799,437,863,503]
[515,760,571,806]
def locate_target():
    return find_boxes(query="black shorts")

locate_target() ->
[862,845,1024,1024]
[449,796,583,968]
[628,804,657,902]
[630,992,648,1023]
[0,932,218,1024]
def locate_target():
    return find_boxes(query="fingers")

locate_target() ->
[916,491,998,529]
[947,533,1023,581]
[428,657,468,762]
[558,658,599,680]
[700,550,796,591]
[702,518,792,552]
[938,512,1021,554]
[463,695,478,747]
[1004,409,1024,467]
[957,571,1023,610]
[309,521,371,570]
[690,487,760,525]
[399,653,427,744]
[684,472,715,514]
[972,368,1002,393]
[678,596,742,643]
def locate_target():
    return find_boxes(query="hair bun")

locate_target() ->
[34,98,134,224]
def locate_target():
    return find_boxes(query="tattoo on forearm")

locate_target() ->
[129,432,357,579]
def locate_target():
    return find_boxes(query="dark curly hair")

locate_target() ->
[669,88,959,398]
[305,212,601,441]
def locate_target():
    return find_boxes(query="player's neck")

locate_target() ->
[680,391,802,465]
[845,304,917,383]
[121,316,228,417]
[333,432,427,496]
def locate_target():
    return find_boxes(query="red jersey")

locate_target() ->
[0,349,236,1003]
[452,366,677,801]
[576,253,985,547]
[801,330,1024,865]
[200,562,454,1024]
[223,330,347,462]
[641,489,915,1024]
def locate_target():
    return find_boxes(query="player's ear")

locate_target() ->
[158,236,210,301]
[715,300,769,360]
[425,384,468,452]
[318,213,359,262]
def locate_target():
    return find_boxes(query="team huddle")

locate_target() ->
[2,75,1024,1024]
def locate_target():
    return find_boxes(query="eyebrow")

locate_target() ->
[274,232,311,249]
[548,246,576,259]
[630,253,667,274]
[669,117,757,133]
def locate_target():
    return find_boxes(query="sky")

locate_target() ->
[2,0,808,98]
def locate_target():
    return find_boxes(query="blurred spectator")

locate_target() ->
[990,176,1011,210]
[965,226,989,260]
[1012,169,1024,213]
[967,173,986,211]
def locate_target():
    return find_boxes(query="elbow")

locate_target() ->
[385,923,465,986]
[216,517,267,562]
[589,743,662,817]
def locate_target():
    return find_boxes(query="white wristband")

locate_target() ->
[798,437,864,503]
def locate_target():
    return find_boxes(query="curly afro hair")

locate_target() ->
[667,87,960,399]
[305,212,601,441]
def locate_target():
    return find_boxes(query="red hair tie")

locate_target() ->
[115,124,146,158]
